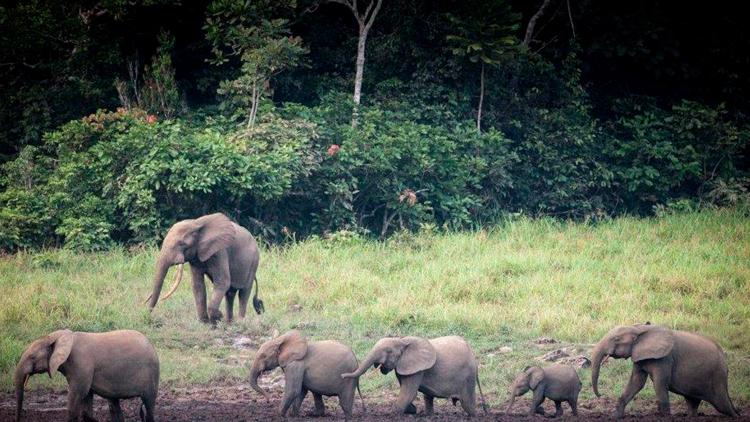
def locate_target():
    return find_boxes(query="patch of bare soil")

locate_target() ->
[1,383,747,421]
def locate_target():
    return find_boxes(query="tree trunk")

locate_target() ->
[328,0,383,128]
[352,28,368,127]
[477,62,485,134]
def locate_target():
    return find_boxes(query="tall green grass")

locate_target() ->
[1,208,748,406]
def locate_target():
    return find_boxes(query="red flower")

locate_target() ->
[327,144,340,157]
[146,114,158,124]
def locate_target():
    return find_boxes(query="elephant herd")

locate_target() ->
[13,214,741,421]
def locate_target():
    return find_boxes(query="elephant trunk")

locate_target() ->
[146,257,171,309]
[342,349,379,379]
[249,361,270,400]
[14,365,29,422]
[590,342,609,397]
[505,394,516,414]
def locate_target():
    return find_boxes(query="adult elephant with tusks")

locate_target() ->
[144,213,264,324]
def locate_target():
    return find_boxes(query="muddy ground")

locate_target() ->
[1,383,747,422]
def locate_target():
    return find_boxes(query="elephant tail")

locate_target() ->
[252,276,265,314]
[350,351,366,413]
[476,372,488,414]
[357,382,366,413]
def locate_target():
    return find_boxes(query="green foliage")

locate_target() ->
[604,99,750,212]
[445,0,520,66]
[205,0,307,127]
[0,108,317,250]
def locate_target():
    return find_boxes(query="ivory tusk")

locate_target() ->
[160,263,184,301]
[142,293,153,305]
[602,354,610,364]
[23,374,29,388]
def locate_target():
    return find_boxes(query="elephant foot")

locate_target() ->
[404,403,417,414]
[208,309,223,324]
[535,405,546,415]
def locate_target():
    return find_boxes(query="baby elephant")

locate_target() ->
[250,330,363,419]
[15,329,159,422]
[342,335,487,416]
[506,364,580,417]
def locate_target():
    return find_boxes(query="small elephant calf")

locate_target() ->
[15,329,159,422]
[506,364,580,417]
[249,330,363,419]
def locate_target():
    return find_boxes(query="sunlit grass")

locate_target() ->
[1,208,748,407]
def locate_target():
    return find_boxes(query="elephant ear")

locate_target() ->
[396,337,437,376]
[195,213,236,262]
[278,330,308,367]
[527,367,545,389]
[47,330,74,377]
[632,326,674,362]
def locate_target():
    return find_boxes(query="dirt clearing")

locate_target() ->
[1,383,747,421]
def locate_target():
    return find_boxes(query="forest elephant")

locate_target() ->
[591,323,740,418]
[506,364,580,417]
[249,330,364,419]
[145,212,264,324]
[15,329,159,422]
[341,335,486,416]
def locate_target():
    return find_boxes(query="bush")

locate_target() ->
[0,108,317,250]
[604,99,750,212]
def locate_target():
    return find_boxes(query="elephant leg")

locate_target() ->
[141,394,156,422]
[291,387,307,417]
[649,368,671,416]
[224,287,237,323]
[82,392,96,422]
[424,395,434,415]
[66,380,92,422]
[553,400,563,417]
[684,396,701,417]
[312,392,326,416]
[569,398,578,416]
[615,366,648,418]
[190,266,209,322]
[107,399,124,422]
[207,255,232,323]
[395,373,422,414]
[708,391,739,417]
[339,384,355,420]
[459,379,477,417]
[280,363,304,416]
[529,388,545,416]
[238,287,251,319]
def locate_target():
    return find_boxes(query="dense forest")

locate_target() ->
[1,0,748,250]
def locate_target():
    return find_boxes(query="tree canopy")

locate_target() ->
[0,0,748,250]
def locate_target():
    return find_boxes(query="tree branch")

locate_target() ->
[363,0,383,33]
[566,0,576,39]
[523,0,554,47]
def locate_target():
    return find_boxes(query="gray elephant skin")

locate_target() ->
[145,212,264,324]
[250,330,363,419]
[506,364,580,417]
[342,335,486,416]
[591,323,740,418]
[14,329,159,422]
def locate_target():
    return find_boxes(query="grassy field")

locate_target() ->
[1,208,749,407]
